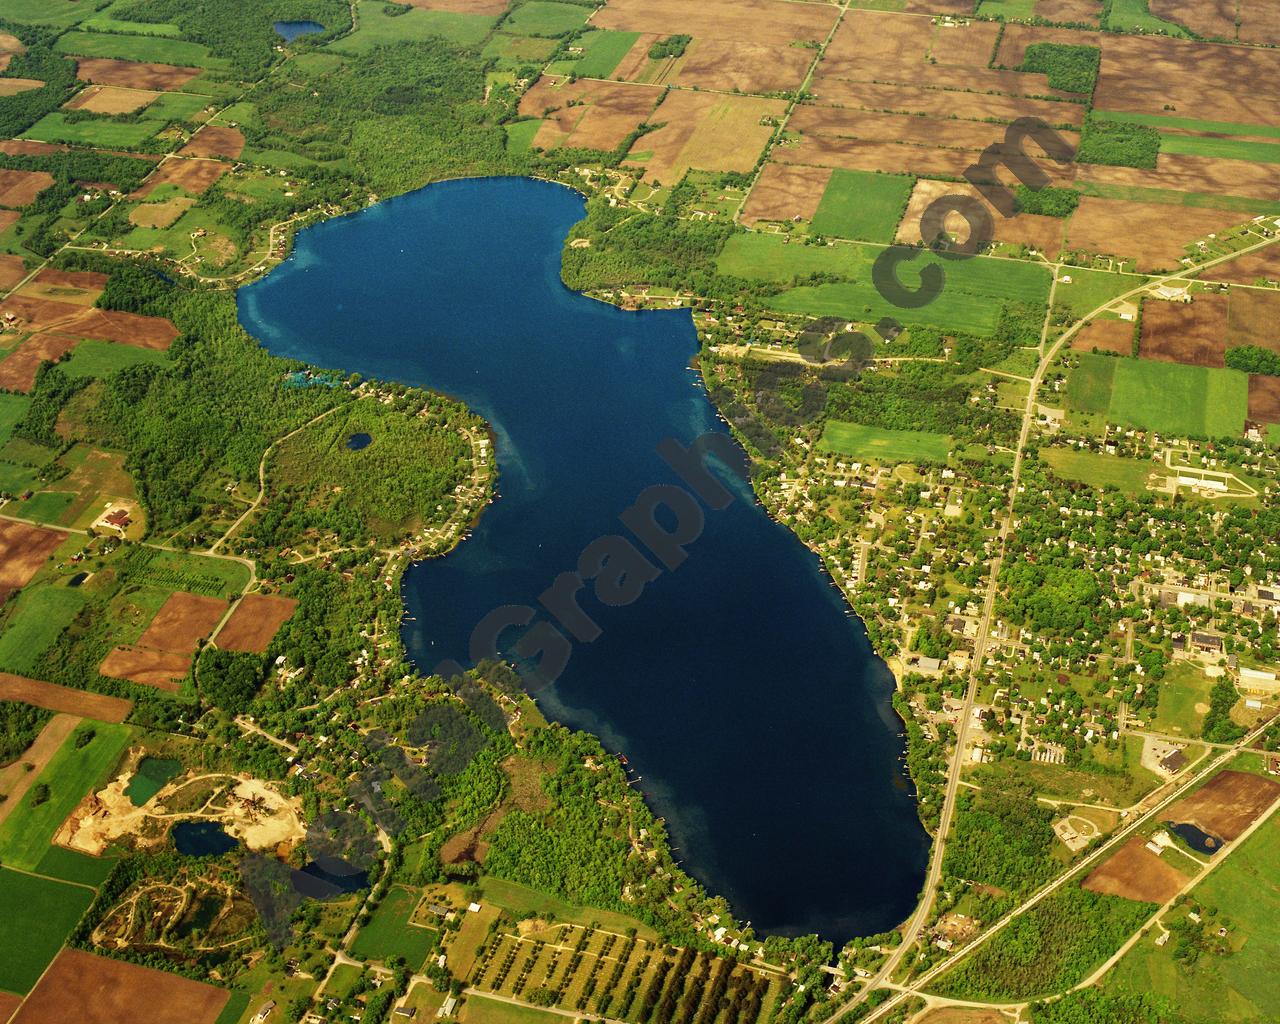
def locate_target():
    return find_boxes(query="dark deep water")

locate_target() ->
[238,176,929,943]
[273,20,325,41]
[173,821,238,857]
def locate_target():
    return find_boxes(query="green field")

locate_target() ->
[1095,110,1280,141]
[552,29,639,78]
[23,113,158,149]
[0,394,29,448]
[809,170,915,244]
[482,33,558,66]
[0,585,87,674]
[1076,180,1280,215]
[502,1,591,37]
[54,30,226,69]
[144,92,214,123]
[1055,268,1147,320]
[1160,135,1280,164]
[459,995,565,1024]
[1105,0,1188,34]
[0,722,130,870]
[820,421,951,464]
[504,119,542,153]
[123,547,250,598]
[1147,662,1213,736]
[33,845,118,886]
[350,886,436,968]
[477,876,659,939]
[0,868,95,995]
[976,0,1039,18]
[330,1,495,52]
[61,340,170,380]
[82,13,182,36]
[1040,447,1155,493]
[214,992,251,1024]
[719,234,1053,335]
[1108,813,1280,1022]
[0,0,97,27]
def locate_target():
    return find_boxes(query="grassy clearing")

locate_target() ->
[123,547,249,598]
[0,394,29,448]
[144,92,213,123]
[820,421,951,464]
[504,119,542,153]
[551,29,638,78]
[0,868,95,995]
[60,340,170,380]
[1148,662,1213,736]
[0,585,87,674]
[54,30,226,69]
[1076,180,1280,216]
[977,0,1039,17]
[502,1,591,37]
[1040,448,1155,493]
[330,2,496,52]
[477,876,659,939]
[23,112,158,149]
[350,886,436,968]
[0,721,130,871]
[973,737,1159,807]
[809,169,914,244]
[0,0,96,27]
[33,845,117,886]
[82,14,182,37]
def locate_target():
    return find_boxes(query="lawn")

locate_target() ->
[23,112,159,149]
[809,169,915,243]
[0,721,130,870]
[330,2,495,52]
[1040,448,1155,493]
[350,886,437,968]
[1148,662,1213,737]
[1107,809,1280,1022]
[718,233,1052,335]
[459,994,565,1024]
[1064,352,1118,415]
[567,29,639,78]
[54,30,226,69]
[0,394,29,448]
[821,421,950,464]
[0,585,87,674]
[0,868,95,995]
[60,340,170,380]
[502,1,591,37]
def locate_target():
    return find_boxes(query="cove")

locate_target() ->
[238,176,929,942]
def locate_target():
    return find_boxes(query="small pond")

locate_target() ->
[1166,821,1222,855]
[274,20,325,42]
[345,432,373,451]
[292,857,370,898]
[173,821,239,857]
[68,571,89,587]
[125,756,182,807]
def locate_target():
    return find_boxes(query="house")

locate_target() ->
[1160,749,1188,775]
[393,1009,416,1020]
[1190,632,1224,655]
[253,1002,276,1024]
[105,508,131,530]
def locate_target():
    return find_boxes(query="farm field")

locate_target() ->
[477,876,659,939]
[59,340,170,380]
[821,421,950,464]
[1082,835,1189,904]
[809,169,914,243]
[54,30,224,70]
[330,2,495,52]
[503,1,591,37]
[214,594,296,654]
[0,868,95,995]
[459,995,563,1024]
[22,113,161,149]
[559,30,638,79]
[350,886,437,968]
[0,584,86,673]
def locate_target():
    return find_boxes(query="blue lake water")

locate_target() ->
[238,176,930,942]
[173,821,239,857]
[346,431,373,450]
[274,20,325,42]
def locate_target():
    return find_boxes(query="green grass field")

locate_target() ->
[1064,353,1117,414]
[548,29,639,78]
[60,341,170,380]
[1095,110,1280,141]
[0,394,29,448]
[976,0,1039,17]
[124,547,249,599]
[820,421,951,464]
[1160,135,1280,164]
[1055,268,1147,320]
[330,1,495,52]
[1076,180,1280,215]
[502,1,591,37]
[82,14,182,36]
[809,169,915,244]
[1105,0,1188,34]
[482,33,558,66]
[54,30,226,69]
[23,113,158,149]
[0,0,96,27]
[1108,813,1280,1022]
[0,868,95,995]
[0,721,130,871]
[144,92,214,123]
[1040,447,1155,493]
[504,119,542,153]
[0,585,87,674]
[33,845,118,886]
[350,886,437,968]
[1148,662,1213,736]
[719,234,1052,335]
[477,876,659,938]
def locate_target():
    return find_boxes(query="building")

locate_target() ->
[1240,667,1280,694]
[1160,749,1189,775]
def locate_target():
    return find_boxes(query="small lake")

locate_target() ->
[346,432,372,451]
[173,821,239,857]
[1166,821,1222,855]
[125,756,182,807]
[292,857,371,899]
[239,176,930,943]
[274,20,324,42]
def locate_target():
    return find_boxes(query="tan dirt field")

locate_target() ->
[1082,835,1191,903]
[916,1009,1011,1024]
[0,331,81,392]
[0,168,55,208]
[790,105,1012,152]
[1149,0,1235,38]
[215,594,298,654]
[0,294,179,348]
[137,592,228,653]
[776,135,975,179]
[593,0,838,47]
[1248,374,1280,424]
[129,195,195,229]
[131,157,227,198]
[1138,294,1230,367]
[179,125,245,160]
[405,0,508,12]
[741,162,832,226]
[824,8,930,66]
[0,673,132,723]
[905,0,972,11]
[520,77,660,152]
[1225,289,1280,351]
[1208,246,1280,285]
[0,209,19,234]
[0,140,68,157]
[33,267,110,293]
[12,948,230,1024]
[0,77,42,96]
[809,76,1085,128]
[0,992,19,1023]
[896,178,1066,255]
[63,84,159,115]
[1077,154,1280,203]
[929,18,1001,67]
[997,23,1102,66]
[99,646,189,691]
[74,56,201,91]
[610,32,662,82]
[1167,770,1280,842]
[0,519,67,592]
[0,253,28,290]
[17,267,108,306]
[1238,0,1280,43]
[1034,0,1104,22]
[1071,317,1135,355]
[0,713,80,828]
[675,38,815,95]
[627,91,786,185]
[0,31,24,53]
[1065,197,1245,272]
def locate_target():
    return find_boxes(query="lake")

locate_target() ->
[173,821,238,857]
[274,20,324,42]
[238,176,929,943]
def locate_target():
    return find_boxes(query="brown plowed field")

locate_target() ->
[131,157,227,198]
[1065,197,1245,272]
[0,168,54,208]
[0,519,66,592]
[917,1011,1007,1024]
[0,673,131,723]
[0,209,18,234]
[129,195,194,229]
[33,268,110,293]
[63,84,159,115]
[1210,246,1280,285]
[775,135,975,178]
[1166,770,1280,842]
[610,33,661,82]
[1082,835,1190,903]
[1076,154,1280,202]
[74,56,201,91]
[1225,290,1280,351]
[675,39,814,94]
[1248,375,1280,423]
[1149,0,1235,38]
[1238,0,1280,43]
[0,140,67,156]
[896,179,1066,255]
[1096,35,1280,127]
[929,19,1001,67]
[18,268,107,306]
[405,0,507,12]
[215,594,298,654]
[0,332,80,391]
[179,125,245,160]
[1033,0,1104,23]
[520,77,660,152]
[593,0,839,47]
[824,8,929,65]
[997,23,1102,66]
[809,75,1085,128]
[905,0,972,13]
[741,163,831,226]
[0,294,179,348]
[12,949,230,1024]
[627,91,785,185]
[1138,294,1230,367]
[0,992,20,1023]
[99,646,188,691]
[0,253,28,290]
[0,78,42,96]
[791,105,1010,151]
[1071,318,1135,355]
[137,592,228,652]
